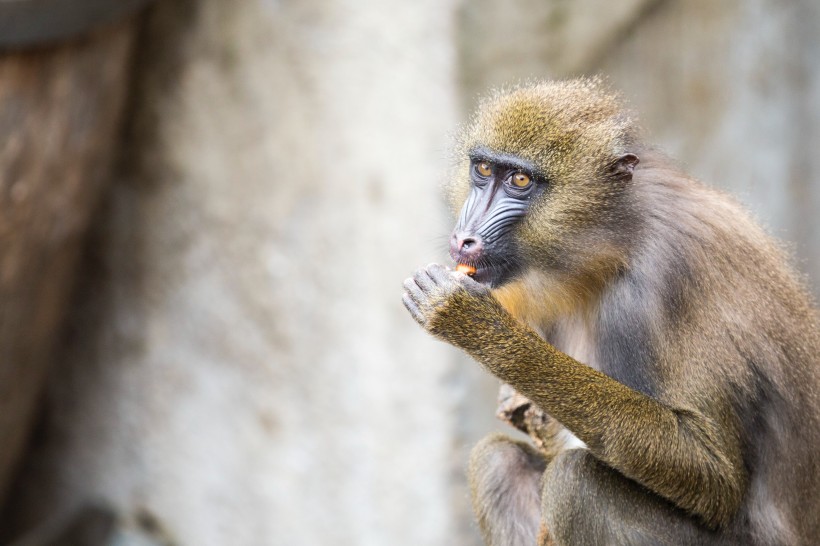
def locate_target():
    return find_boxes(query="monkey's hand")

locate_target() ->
[402,263,516,352]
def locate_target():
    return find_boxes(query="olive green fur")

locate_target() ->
[448,79,641,279]
[428,281,745,531]
[418,78,820,545]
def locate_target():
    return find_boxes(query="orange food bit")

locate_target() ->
[456,264,477,276]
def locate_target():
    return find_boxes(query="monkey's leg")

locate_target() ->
[468,434,547,546]
[541,449,731,546]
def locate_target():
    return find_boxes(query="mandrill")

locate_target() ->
[402,79,820,546]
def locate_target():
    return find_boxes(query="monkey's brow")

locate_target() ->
[468,146,543,178]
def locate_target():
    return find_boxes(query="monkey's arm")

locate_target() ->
[403,264,747,529]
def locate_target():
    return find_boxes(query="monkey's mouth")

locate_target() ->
[451,238,521,287]
[457,262,513,288]
[470,266,495,286]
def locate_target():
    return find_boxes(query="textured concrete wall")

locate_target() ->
[8,1,486,544]
[601,0,820,287]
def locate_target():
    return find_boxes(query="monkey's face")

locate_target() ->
[449,148,549,287]
[448,80,640,289]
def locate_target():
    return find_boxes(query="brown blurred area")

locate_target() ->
[0,1,818,544]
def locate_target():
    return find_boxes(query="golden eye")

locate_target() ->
[512,172,531,188]
[476,162,493,177]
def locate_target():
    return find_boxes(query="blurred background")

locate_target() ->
[0,0,819,544]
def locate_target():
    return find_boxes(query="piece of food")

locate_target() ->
[496,384,564,458]
[456,263,476,276]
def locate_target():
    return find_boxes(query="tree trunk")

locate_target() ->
[0,20,137,507]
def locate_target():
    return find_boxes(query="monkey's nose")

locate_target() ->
[450,232,484,262]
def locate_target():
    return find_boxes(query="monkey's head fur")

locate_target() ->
[448,79,643,314]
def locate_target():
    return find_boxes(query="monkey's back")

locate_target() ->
[589,150,820,544]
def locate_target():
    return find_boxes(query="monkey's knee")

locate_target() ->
[541,449,600,539]
[542,449,714,546]
[468,434,547,546]
[543,448,642,545]
[468,434,547,505]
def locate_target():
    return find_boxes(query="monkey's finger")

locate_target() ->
[413,267,438,293]
[452,269,489,296]
[452,269,478,285]
[427,263,452,287]
[402,293,426,325]
[403,277,425,304]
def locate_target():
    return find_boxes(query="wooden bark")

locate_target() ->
[0,21,137,505]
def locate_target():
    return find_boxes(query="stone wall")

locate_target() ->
[6,1,479,544]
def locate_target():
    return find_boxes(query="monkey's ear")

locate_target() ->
[611,153,639,181]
